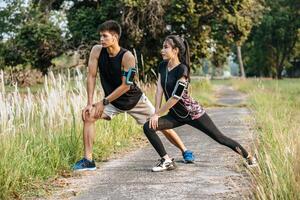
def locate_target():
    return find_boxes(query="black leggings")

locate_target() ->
[143,112,249,158]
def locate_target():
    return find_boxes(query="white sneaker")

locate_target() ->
[152,158,176,172]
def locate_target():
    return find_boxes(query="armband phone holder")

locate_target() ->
[172,80,187,99]
[123,68,136,85]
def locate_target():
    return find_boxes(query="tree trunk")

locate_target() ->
[276,62,284,79]
[237,45,246,79]
[38,0,55,14]
[275,51,287,79]
[276,66,283,79]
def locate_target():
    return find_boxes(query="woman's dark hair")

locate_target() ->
[98,20,122,38]
[165,35,191,80]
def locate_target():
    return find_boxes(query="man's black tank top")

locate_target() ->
[98,47,142,110]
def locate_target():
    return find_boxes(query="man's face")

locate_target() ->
[100,31,118,47]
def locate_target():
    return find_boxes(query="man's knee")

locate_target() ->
[83,115,96,123]
[82,111,97,123]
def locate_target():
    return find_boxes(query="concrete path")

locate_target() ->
[50,85,256,200]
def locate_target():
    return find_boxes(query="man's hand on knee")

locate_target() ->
[82,104,93,121]
[92,101,104,119]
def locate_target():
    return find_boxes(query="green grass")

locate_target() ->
[210,79,233,86]
[0,101,141,199]
[139,78,216,108]
[4,83,44,94]
[0,71,142,199]
[51,53,79,69]
[190,78,215,106]
[0,71,215,199]
[231,78,300,200]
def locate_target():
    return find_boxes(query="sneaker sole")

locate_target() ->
[167,165,176,171]
[152,165,176,172]
[73,167,97,172]
[243,160,258,168]
[184,160,195,164]
[152,168,176,172]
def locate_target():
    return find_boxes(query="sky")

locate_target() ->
[1,0,70,39]
[0,1,6,8]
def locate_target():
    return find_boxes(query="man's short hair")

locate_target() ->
[98,20,122,38]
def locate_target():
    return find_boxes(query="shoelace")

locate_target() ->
[156,158,165,167]
[185,152,192,156]
[184,152,192,158]
[77,158,87,166]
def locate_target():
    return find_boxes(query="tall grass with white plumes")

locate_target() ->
[0,69,84,134]
[0,69,141,199]
[0,69,215,199]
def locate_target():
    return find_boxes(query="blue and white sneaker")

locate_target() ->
[183,150,195,163]
[73,158,96,171]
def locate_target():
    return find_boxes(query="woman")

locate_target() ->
[143,35,257,172]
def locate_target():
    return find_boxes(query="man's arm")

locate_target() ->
[104,51,135,103]
[87,45,101,105]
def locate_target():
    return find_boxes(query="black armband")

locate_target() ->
[172,80,187,99]
[121,67,137,85]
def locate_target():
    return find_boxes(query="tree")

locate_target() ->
[122,0,240,75]
[66,0,122,47]
[63,0,266,79]
[1,0,271,78]
[211,0,265,78]
[0,10,64,73]
[243,0,300,79]
[211,44,230,77]
[0,0,27,40]
[0,1,66,73]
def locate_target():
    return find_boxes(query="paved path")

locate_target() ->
[50,85,255,200]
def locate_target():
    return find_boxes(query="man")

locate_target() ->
[73,20,194,171]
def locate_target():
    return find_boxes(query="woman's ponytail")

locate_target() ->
[182,38,191,81]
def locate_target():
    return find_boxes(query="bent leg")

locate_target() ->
[161,129,187,153]
[143,114,184,157]
[128,96,187,155]
[83,108,109,160]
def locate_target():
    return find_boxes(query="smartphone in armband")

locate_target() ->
[126,68,137,85]
[172,81,187,99]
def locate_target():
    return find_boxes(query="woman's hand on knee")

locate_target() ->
[149,114,159,130]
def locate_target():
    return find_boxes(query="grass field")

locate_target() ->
[0,70,214,199]
[231,79,300,200]
[2,71,298,199]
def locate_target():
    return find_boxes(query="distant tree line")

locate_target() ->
[0,0,299,79]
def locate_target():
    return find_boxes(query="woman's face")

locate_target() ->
[161,40,179,61]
